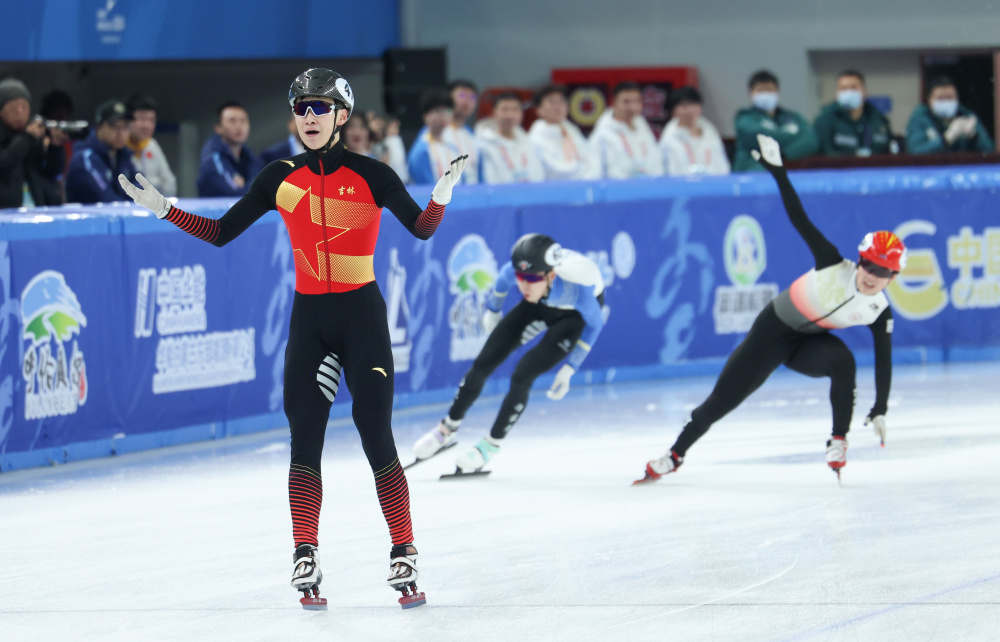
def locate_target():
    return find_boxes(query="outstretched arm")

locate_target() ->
[119,164,280,246]
[752,134,842,270]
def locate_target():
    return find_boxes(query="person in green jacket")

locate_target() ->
[814,70,893,157]
[905,76,994,154]
[733,70,818,172]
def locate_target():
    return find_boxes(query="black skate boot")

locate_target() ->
[291,544,326,610]
[388,543,426,609]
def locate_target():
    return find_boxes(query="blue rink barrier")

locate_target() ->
[2,165,999,472]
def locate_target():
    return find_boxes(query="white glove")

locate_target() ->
[430,154,468,205]
[482,309,501,333]
[750,134,783,167]
[546,364,574,400]
[865,414,887,447]
[118,173,171,218]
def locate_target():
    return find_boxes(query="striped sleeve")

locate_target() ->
[413,200,445,238]
[164,206,221,244]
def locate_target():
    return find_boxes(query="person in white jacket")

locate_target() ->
[442,79,480,184]
[527,85,599,181]
[476,92,544,184]
[659,86,731,176]
[589,82,664,180]
[125,95,177,197]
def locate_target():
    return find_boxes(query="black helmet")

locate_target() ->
[511,233,563,273]
[289,68,355,119]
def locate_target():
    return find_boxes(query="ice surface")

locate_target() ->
[2,362,999,641]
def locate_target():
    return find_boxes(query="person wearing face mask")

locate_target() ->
[733,70,818,172]
[409,233,606,476]
[637,135,904,485]
[905,76,994,154]
[117,68,469,611]
[814,70,892,157]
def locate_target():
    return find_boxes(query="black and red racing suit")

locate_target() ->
[163,140,444,550]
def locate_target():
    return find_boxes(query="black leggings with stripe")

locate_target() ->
[671,301,857,457]
[284,283,413,548]
[448,299,585,440]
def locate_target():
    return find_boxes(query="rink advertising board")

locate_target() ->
[2,166,999,470]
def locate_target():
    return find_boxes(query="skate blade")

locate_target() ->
[300,589,328,610]
[404,442,458,470]
[440,468,491,480]
[301,597,327,610]
[399,591,427,609]
[631,474,658,486]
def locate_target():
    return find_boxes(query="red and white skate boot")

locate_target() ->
[388,543,426,609]
[291,544,327,610]
[633,450,684,485]
[826,436,848,479]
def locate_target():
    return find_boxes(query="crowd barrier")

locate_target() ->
[2,165,999,472]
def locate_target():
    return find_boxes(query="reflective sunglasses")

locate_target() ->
[858,257,895,279]
[292,100,336,117]
[515,271,547,283]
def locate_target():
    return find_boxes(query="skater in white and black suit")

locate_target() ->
[412,233,606,475]
[638,134,907,484]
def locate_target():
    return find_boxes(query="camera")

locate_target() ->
[45,120,90,134]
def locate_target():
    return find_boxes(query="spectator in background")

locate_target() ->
[476,92,543,184]
[343,115,408,182]
[589,82,664,179]
[443,79,480,184]
[733,70,818,172]
[408,90,457,185]
[905,76,994,154]
[197,101,263,197]
[260,115,304,164]
[126,95,177,197]
[0,78,67,208]
[659,86,730,176]
[814,70,892,157]
[528,84,599,181]
[65,100,135,203]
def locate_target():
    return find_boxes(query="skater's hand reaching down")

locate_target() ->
[430,155,469,205]
[866,414,887,447]
[482,309,502,333]
[547,364,574,400]
[119,173,172,218]
[750,134,783,172]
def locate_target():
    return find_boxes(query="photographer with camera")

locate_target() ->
[0,78,67,209]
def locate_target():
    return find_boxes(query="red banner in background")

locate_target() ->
[551,66,698,137]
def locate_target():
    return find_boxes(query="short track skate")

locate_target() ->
[291,545,327,610]
[631,472,659,486]
[403,441,458,470]
[389,544,426,609]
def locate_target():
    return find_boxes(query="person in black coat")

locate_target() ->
[0,78,66,209]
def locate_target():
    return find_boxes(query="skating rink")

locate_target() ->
[2,361,999,641]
